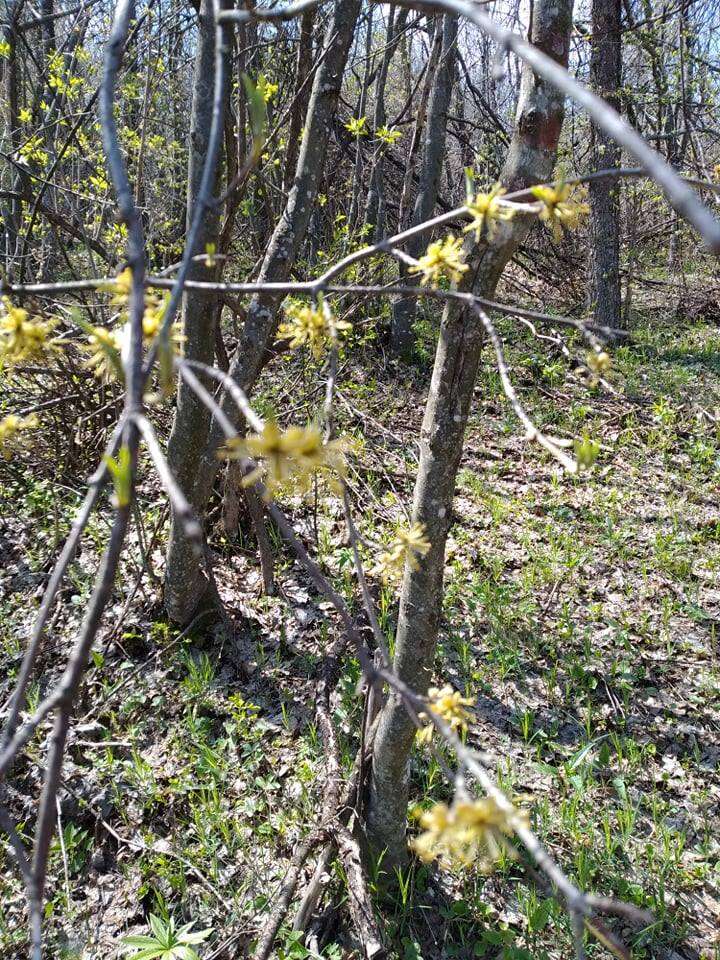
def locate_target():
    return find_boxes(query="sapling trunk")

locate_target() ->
[366,0,575,869]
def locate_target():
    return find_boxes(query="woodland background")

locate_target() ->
[0,0,719,958]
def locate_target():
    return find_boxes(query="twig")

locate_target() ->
[470,303,578,472]
[133,413,203,549]
[334,823,385,959]
[252,830,326,960]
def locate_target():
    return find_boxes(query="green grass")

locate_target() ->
[1,306,719,958]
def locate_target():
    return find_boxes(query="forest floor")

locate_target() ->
[1,280,719,960]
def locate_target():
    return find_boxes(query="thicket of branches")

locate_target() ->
[1,0,719,957]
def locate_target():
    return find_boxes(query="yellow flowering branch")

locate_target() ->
[219,420,346,497]
[417,684,474,745]
[0,413,39,460]
[530,181,590,242]
[409,234,469,287]
[0,299,59,366]
[411,796,524,871]
[374,522,431,582]
[277,299,351,359]
[463,183,516,242]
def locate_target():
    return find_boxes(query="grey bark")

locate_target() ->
[390,13,458,359]
[348,6,375,228]
[163,0,230,624]
[364,6,408,240]
[587,0,622,330]
[282,10,314,196]
[164,0,362,625]
[394,18,442,237]
[366,0,574,868]
[1,2,23,268]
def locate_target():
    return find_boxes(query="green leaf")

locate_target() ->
[179,928,212,945]
[173,947,201,960]
[122,947,165,960]
[122,935,160,948]
[149,914,169,945]
[528,898,553,933]
[242,74,267,149]
[574,434,600,470]
[104,445,133,508]
[464,166,475,204]
[568,735,606,771]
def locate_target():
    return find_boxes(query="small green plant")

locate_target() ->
[121,914,212,959]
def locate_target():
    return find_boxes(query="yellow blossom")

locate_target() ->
[101,267,133,306]
[345,116,368,137]
[277,301,351,359]
[587,350,611,378]
[409,234,469,288]
[84,326,124,382]
[531,182,590,242]
[375,522,431,582]
[257,73,278,103]
[219,420,346,496]
[0,299,58,365]
[140,293,183,349]
[417,684,474,744]
[410,797,520,871]
[0,413,38,460]
[464,183,515,242]
[376,125,402,146]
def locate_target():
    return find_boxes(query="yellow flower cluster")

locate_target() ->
[0,413,38,460]
[105,269,179,337]
[410,235,468,288]
[86,272,182,384]
[587,349,611,384]
[376,125,402,146]
[345,116,368,137]
[464,184,515,242]
[531,182,590,242]
[0,299,58,366]
[257,73,278,103]
[103,266,134,305]
[220,420,346,496]
[411,797,519,871]
[277,301,351,359]
[375,522,431,582]
[84,326,124,382]
[417,684,474,744]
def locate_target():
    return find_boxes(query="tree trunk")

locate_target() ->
[1,1,23,269]
[164,0,361,625]
[390,13,458,360]
[163,0,230,624]
[348,6,374,228]
[364,6,408,241]
[587,0,622,329]
[394,18,442,237]
[282,9,314,196]
[366,0,574,869]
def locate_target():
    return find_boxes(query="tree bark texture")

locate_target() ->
[364,6,409,241]
[164,0,361,624]
[164,0,230,624]
[390,12,459,359]
[366,0,575,868]
[587,0,622,329]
